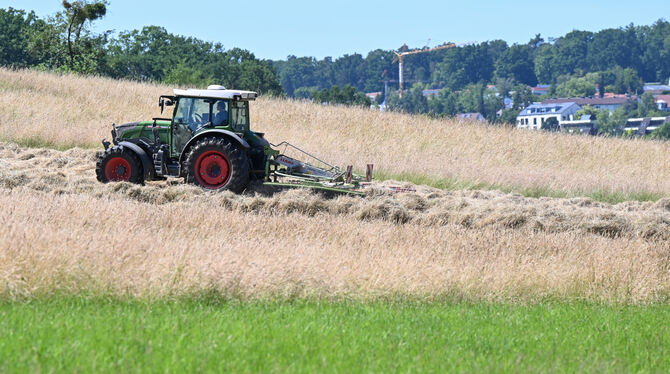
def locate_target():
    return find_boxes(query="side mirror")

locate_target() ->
[158,97,174,114]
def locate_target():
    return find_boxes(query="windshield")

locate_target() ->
[173,97,210,131]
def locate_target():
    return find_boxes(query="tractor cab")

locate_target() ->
[159,85,258,158]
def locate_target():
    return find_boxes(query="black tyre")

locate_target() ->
[184,136,249,192]
[96,145,144,184]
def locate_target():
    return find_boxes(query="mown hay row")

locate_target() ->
[2,142,670,242]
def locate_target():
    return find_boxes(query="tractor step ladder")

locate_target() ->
[153,149,165,176]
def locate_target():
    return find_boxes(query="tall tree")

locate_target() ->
[494,44,537,86]
[61,0,107,69]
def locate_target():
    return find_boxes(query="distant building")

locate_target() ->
[457,113,486,122]
[516,102,580,130]
[602,92,631,98]
[655,95,670,112]
[531,85,550,95]
[503,96,513,109]
[365,92,382,102]
[559,115,597,135]
[643,81,670,95]
[542,96,636,113]
[623,116,670,135]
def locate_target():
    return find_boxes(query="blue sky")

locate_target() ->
[3,0,669,60]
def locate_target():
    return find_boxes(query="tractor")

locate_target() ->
[96,85,372,194]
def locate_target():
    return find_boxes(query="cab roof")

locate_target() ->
[173,85,258,100]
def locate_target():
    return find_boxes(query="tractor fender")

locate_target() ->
[179,129,250,163]
[118,141,153,180]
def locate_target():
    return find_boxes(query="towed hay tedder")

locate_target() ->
[96,85,373,195]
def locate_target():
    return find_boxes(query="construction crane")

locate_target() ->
[392,42,458,98]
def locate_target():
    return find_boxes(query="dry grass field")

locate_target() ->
[1,142,669,303]
[2,67,670,196]
[1,68,670,303]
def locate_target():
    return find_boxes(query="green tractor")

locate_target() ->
[96,85,372,194]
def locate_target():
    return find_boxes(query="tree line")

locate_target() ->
[274,22,670,96]
[1,3,670,115]
[0,3,282,95]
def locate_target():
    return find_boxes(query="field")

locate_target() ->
[1,68,670,371]
[2,298,669,373]
[2,67,669,201]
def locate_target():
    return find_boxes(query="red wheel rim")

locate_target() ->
[194,151,230,189]
[104,157,131,181]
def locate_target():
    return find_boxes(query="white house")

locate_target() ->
[516,102,581,130]
[655,95,670,112]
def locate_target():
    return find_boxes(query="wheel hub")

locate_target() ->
[195,151,230,188]
[104,157,131,182]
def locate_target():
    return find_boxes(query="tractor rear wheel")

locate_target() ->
[96,145,144,184]
[184,137,249,192]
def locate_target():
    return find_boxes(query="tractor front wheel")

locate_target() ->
[96,145,144,184]
[184,137,249,192]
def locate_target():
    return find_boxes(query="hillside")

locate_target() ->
[1,67,669,199]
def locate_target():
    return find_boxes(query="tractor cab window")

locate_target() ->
[173,97,209,132]
[230,100,249,131]
[172,97,210,155]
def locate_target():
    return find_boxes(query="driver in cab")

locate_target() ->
[212,101,228,126]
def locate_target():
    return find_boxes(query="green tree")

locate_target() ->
[163,63,207,87]
[386,83,428,113]
[541,117,559,131]
[511,84,533,110]
[619,67,643,94]
[0,8,42,67]
[638,92,658,117]
[293,87,315,99]
[553,30,592,77]
[363,49,394,92]
[574,105,600,119]
[483,90,503,121]
[432,43,495,91]
[533,43,556,84]
[606,107,629,135]
[494,44,537,86]
[427,87,458,116]
[553,76,597,97]
[651,122,670,139]
[311,85,370,107]
[456,83,485,115]
[332,53,366,91]
[61,0,107,70]
[497,109,520,125]
[495,77,515,99]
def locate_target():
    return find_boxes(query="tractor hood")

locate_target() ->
[115,122,140,135]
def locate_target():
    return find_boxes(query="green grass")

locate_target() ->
[375,170,666,204]
[0,136,98,151]
[1,298,668,373]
